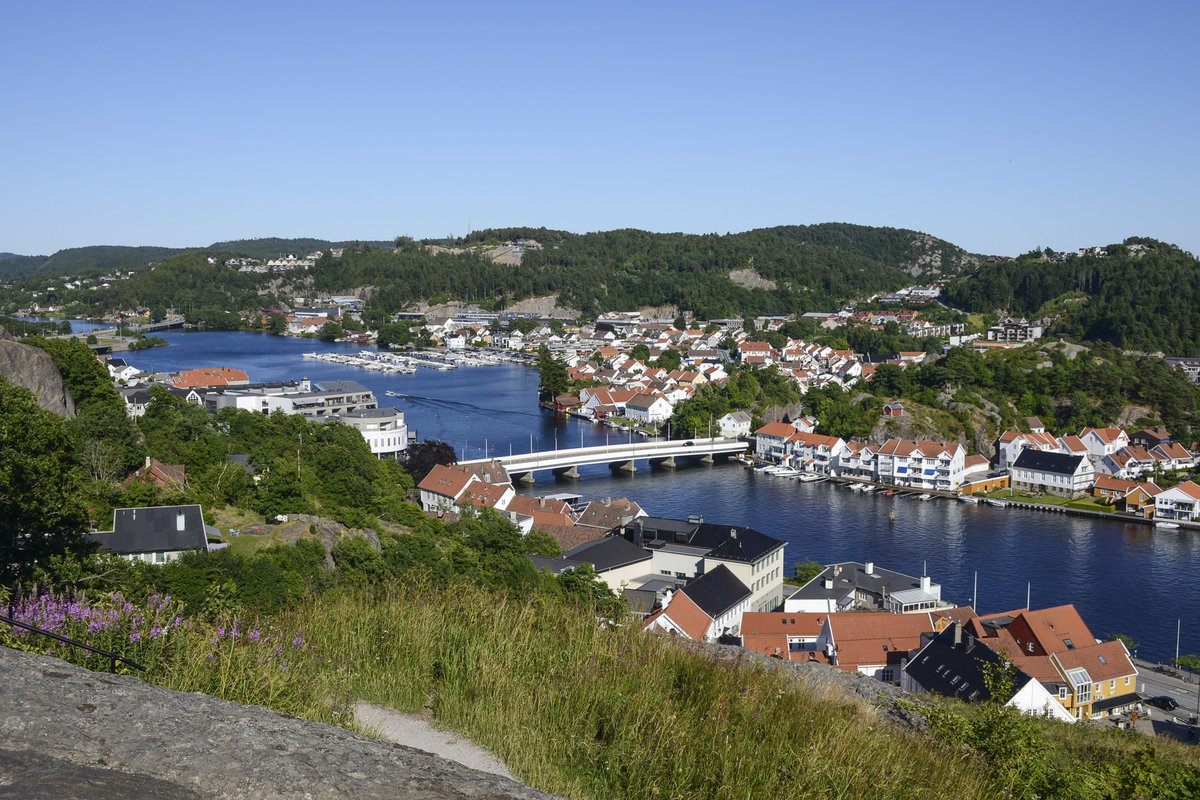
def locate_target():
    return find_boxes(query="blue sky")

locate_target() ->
[3,2,1198,256]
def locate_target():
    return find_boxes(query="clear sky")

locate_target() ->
[3,1,1198,257]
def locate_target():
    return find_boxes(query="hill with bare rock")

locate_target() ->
[0,646,560,800]
[0,334,76,417]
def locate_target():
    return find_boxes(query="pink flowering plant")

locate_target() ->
[0,587,322,717]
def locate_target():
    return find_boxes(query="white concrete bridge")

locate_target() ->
[459,437,747,483]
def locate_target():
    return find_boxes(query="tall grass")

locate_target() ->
[285,583,990,800]
[8,581,1200,799]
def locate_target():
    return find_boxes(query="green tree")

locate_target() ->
[0,377,90,585]
[266,313,287,336]
[318,321,344,342]
[537,345,568,402]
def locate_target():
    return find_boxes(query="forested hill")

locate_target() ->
[339,224,980,319]
[0,238,393,280]
[946,238,1200,355]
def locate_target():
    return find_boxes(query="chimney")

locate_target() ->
[176,510,186,531]
[661,589,673,609]
[953,622,963,647]
[730,528,738,539]
[823,576,833,589]
[864,561,874,575]
[833,565,841,577]
[920,575,931,592]
[144,456,151,469]
[539,497,546,508]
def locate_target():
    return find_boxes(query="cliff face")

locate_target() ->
[0,646,560,800]
[0,338,76,417]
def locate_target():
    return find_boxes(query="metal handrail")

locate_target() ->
[0,614,146,673]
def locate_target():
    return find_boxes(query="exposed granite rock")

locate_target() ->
[0,647,562,800]
[0,338,75,417]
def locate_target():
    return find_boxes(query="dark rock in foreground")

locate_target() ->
[0,647,561,800]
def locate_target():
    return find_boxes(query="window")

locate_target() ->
[1027,642,1035,653]
[154,552,165,564]
[1064,638,1075,649]
[1059,687,1068,699]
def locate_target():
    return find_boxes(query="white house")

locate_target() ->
[1010,450,1094,498]
[787,432,847,475]
[86,505,222,564]
[624,393,674,425]
[754,421,796,460]
[1079,426,1130,464]
[875,439,966,490]
[1154,480,1200,522]
[717,411,752,438]
[644,565,753,642]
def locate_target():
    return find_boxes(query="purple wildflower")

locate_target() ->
[129,631,141,643]
[291,634,304,649]
[274,645,283,655]
[148,627,164,639]
[217,626,226,639]
[279,662,288,672]
[248,631,261,643]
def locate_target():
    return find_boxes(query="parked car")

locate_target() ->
[1145,695,1179,711]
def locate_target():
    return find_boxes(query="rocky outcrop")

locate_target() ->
[0,337,76,417]
[0,646,561,800]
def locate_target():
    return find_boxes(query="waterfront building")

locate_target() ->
[620,516,786,613]
[1152,480,1200,522]
[966,605,1139,721]
[902,622,1074,722]
[1010,450,1093,498]
[784,561,954,615]
[875,438,966,490]
[199,379,406,457]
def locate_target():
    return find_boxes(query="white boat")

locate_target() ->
[985,498,1005,508]
[918,493,932,501]
[772,467,801,478]
[797,472,821,482]
[958,496,979,504]
[1157,521,1181,529]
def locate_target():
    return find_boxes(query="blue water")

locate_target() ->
[123,331,1198,662]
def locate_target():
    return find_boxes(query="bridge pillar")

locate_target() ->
[650,457,676,470]
[610,460,637,474]
[699,453,715,465]
[514,471,535,485]
[553,465,580,480]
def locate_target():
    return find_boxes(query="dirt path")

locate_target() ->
[354,701,514,780]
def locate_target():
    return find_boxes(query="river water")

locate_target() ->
[123,331,1198,662]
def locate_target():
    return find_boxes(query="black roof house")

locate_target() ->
[679,564,751,620]
[87,505,218,557]
[616,516,784,564]
[1011,449,1087,475]
[903,621,1035,704]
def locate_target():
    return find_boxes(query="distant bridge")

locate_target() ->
[459,437,747,483]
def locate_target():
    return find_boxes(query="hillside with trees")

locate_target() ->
[945,238,1200,355]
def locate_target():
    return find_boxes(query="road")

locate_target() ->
[1133,658,1200,722]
